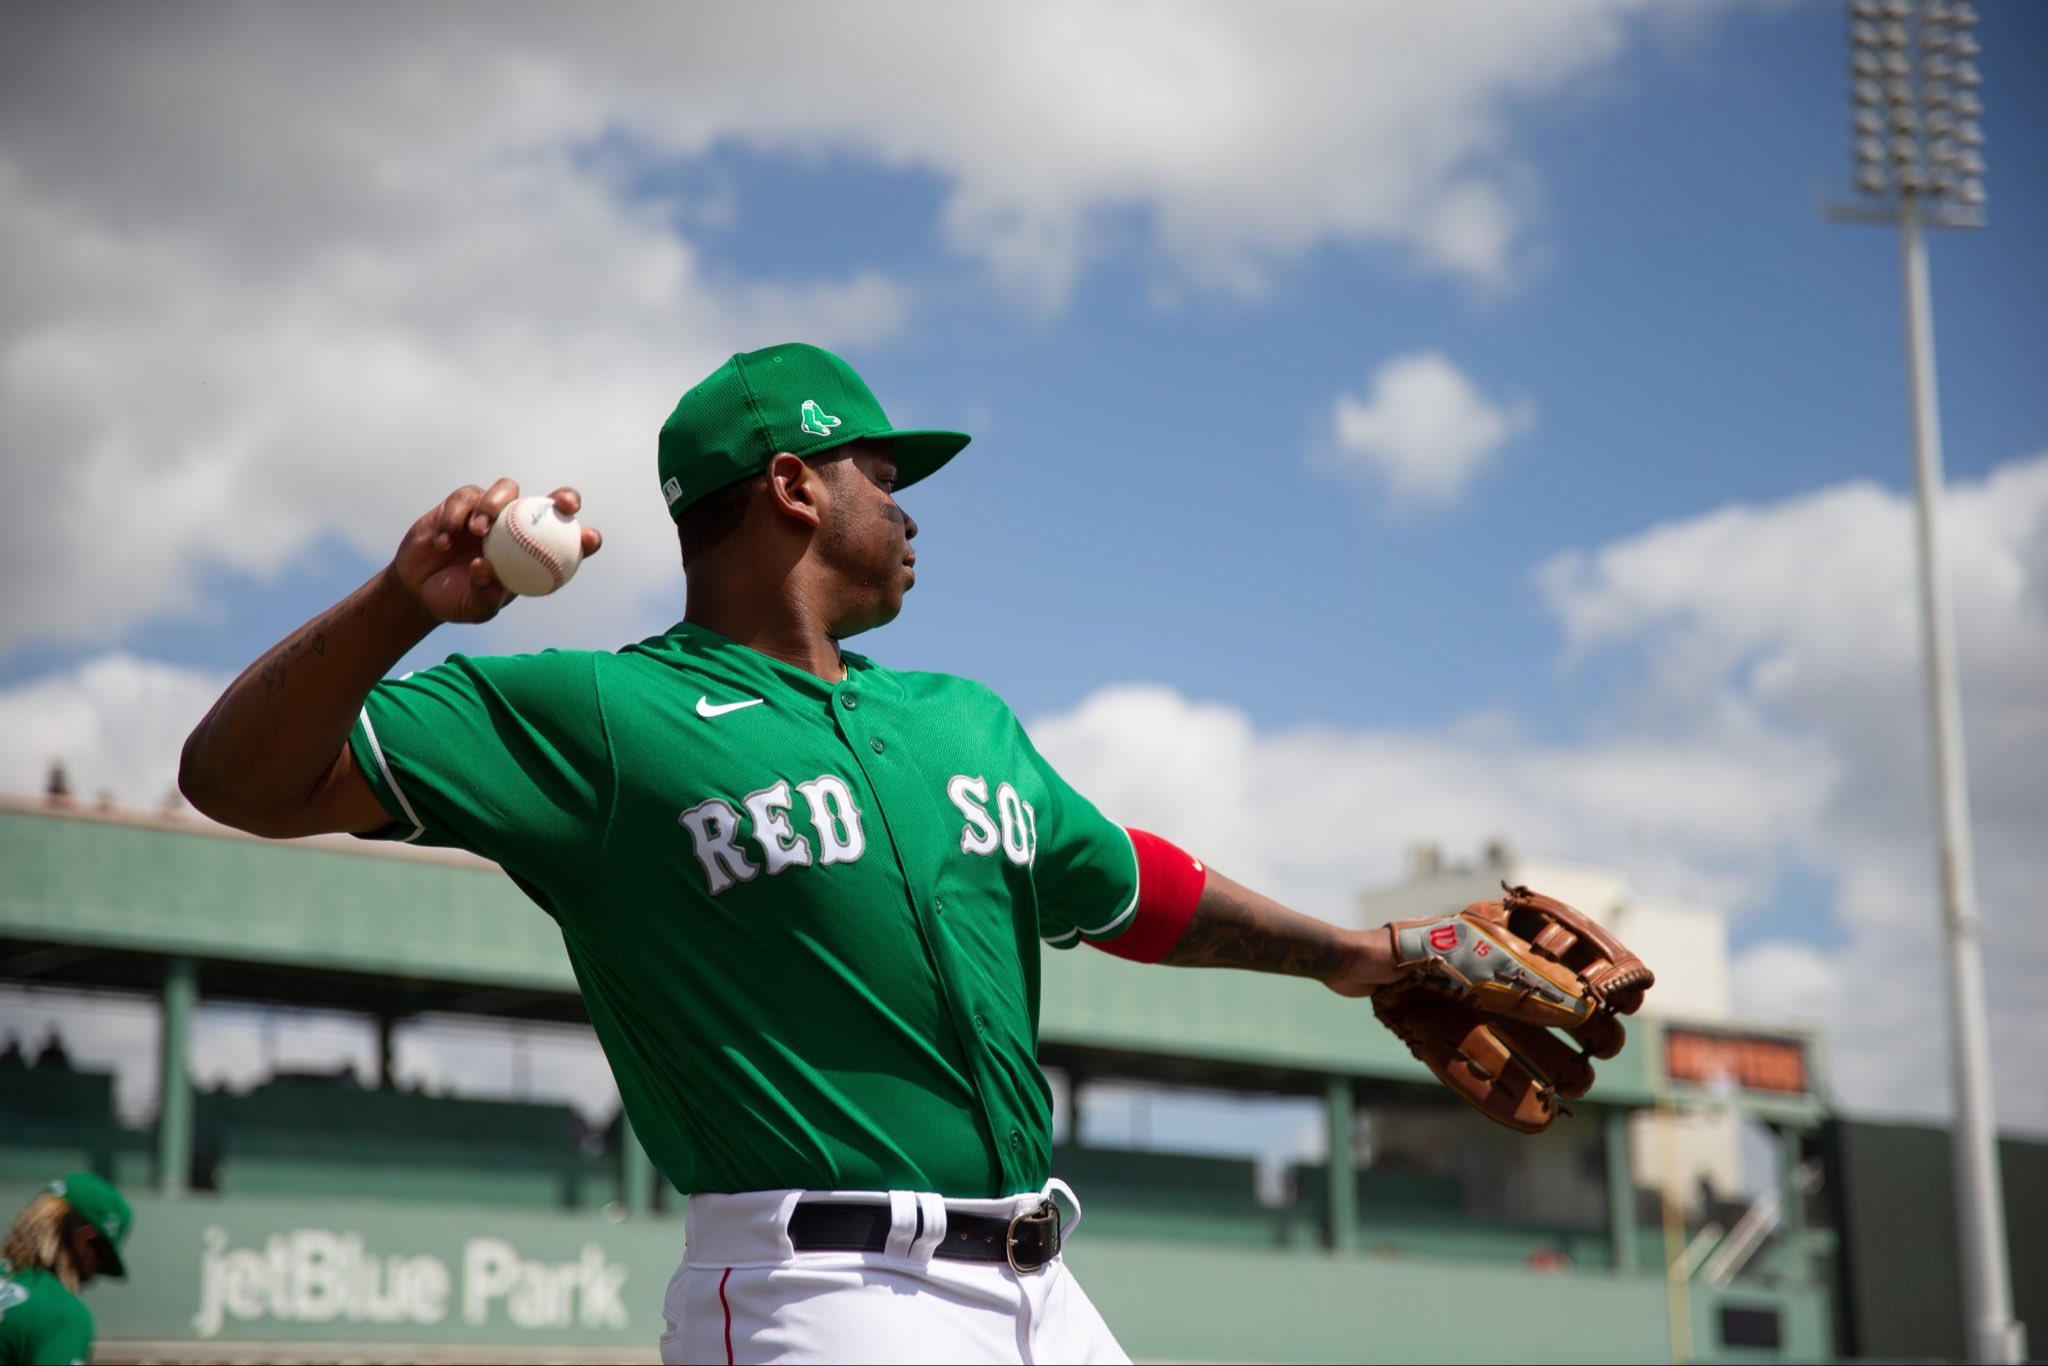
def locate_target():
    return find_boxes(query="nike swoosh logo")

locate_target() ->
[696,695,766,718]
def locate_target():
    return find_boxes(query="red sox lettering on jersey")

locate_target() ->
[678,773,1038,894]
[348,628,1138,1200]
[947,775,1039,865]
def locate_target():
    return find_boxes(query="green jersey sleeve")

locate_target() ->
[347,649,614,888]
[1010,718,1139,950]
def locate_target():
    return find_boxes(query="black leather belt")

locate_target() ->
[787,1198,1062,1273]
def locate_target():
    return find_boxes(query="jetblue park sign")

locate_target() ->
[193,1225,630,1338]
[6,1188,682,1348]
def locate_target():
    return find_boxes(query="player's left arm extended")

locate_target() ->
[1162,865,1399,997]
[1087,830,1400,997]
[1090,833,1656,1133]
[1161,865,1400,996]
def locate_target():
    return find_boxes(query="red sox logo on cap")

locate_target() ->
[799,400,841,439]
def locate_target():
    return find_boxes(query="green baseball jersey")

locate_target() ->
[0,1264,94,1366]
[349,623,1139,1197]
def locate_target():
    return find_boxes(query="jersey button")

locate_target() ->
[973,1012,987,1032]
[869,737,885,754]
[933,897,946,912]
[840,693,859,710]
[1008,1129,1024,1149]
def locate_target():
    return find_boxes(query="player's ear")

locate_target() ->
[764,452,824,530]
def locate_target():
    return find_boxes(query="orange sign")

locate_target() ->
[1664,1027,1809,1096]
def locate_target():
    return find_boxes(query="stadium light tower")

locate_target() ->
[1828,3,2023,1363]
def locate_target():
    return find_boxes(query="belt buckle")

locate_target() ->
[1005,1199,1058,1274]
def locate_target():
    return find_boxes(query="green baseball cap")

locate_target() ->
[48,1172,130,1277]
[657,343,970,520]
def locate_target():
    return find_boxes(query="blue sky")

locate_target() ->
[2,1,2044,1132]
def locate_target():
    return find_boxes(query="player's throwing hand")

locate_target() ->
[389,479,603,623]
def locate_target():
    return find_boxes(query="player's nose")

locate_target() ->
[903,510,919,541]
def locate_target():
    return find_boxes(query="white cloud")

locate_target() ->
[0,1,1690,659]
[1537,454,2048,1132]
[0,9,910,662]
[0,653,225,813]
[1321,351,1534,506]
[1030,686,1823,934]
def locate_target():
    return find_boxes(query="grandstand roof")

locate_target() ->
[0,800,1825,1118]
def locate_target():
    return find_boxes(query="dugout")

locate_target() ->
[2,796,1843,1363]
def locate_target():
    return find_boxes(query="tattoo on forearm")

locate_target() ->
[259,600,365,696]
[1163,899,1347,979]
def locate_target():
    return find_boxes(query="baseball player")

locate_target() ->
[1,1173,133,1366]
[179,343,1419,1364]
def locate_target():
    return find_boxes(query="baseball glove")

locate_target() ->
[1372,883,1654,1134]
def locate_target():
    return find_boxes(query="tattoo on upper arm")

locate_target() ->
[1162,898,1346,979]
[260,601,366,696]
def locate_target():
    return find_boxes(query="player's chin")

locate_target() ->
[837,590,907,638]
[881,560,915,604]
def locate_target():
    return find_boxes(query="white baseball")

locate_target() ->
[484,494,584,597]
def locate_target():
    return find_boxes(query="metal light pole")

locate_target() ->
[1827,4,2023,1362]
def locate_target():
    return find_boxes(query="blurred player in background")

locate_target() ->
[0,1174,132,1366]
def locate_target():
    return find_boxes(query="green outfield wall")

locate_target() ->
[2,803,1840,1362]
[3,1185,1828,1363]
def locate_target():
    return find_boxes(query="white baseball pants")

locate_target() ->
[660,1182,1130,1365]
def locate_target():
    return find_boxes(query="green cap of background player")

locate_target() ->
[657,343,971,519]
[47,1172,130,1277]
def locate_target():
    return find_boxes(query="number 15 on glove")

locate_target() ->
[1371,884,1655,1134]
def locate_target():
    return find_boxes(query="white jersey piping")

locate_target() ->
[1039,826,1141,945]
[357,707,426,843]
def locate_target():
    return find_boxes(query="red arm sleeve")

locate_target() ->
[1087,828,1207,963]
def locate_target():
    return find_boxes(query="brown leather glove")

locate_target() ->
[1371,884,1655,1133]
